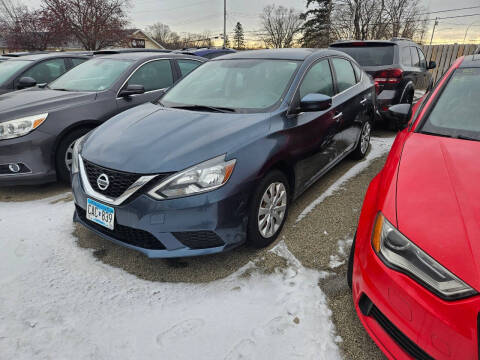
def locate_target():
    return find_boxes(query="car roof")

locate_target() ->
[93,48,172,55]
[94,52,205,61]
[213,48,339,61]
[6,52,89,61]
[331,39,416,47]
[459,54,480,68]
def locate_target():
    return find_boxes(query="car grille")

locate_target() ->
[173,231,224,249]
[76,205,166,250]
[83,160,140,198]
[359,294,434,360]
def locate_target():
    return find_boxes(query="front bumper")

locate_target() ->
[72,173,250,258]
[0,130,57,186]
[353,231,480,359]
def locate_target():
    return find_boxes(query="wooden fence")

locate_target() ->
[420,44,478,83]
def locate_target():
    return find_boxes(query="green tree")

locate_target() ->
[233,22,245,49]
[301,0,333,48]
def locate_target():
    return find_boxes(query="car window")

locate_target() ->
[351,62,362,82]
[127,59,173,92]
[410,47,420,67]
[400,46,412,66]
[0,60,31,85]
[71,58,87,67]
[332,58,356,93]
[300,60,334,98]
[178,59,202,77]
[21,58,67,84]
[330,45,394,66]
[417,48,426,69]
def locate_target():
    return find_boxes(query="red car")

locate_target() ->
[349,54,480,359]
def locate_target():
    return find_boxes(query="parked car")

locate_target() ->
[0,52,205,185]
[330,38,436,129]
[348,55,480,359]
[71,48,376,258]
[175,47,236,59]
[0,52,90,95]
[93,48,172,55]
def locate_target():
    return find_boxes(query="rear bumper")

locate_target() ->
[71,173,250,258]
[353,228,480,359]
[0,130,56,186]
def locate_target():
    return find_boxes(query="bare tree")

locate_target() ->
[42,0,130,50]
[260,5,303,48]
[147,22,180,49]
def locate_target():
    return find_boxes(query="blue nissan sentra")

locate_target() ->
[71,49,375,258]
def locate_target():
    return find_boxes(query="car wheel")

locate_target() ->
[247,170,289,248]
[350,121,371,160]
[55,128,91,183]
[347,234,356,290]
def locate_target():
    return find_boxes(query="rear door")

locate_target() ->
[116,59,175,112]
[416,47,431,91]
[409,46,424,99]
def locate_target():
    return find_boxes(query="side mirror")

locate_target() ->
[119,84,145,97]
[18,76,37,89]
[388,103,412,129]
[427,61,436,70]
[300,93,332,112]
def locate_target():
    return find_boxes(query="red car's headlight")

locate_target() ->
[372,213,477,301]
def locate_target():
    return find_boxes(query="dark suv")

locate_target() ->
[330,38,436,128]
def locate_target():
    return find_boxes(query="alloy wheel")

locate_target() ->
[360,122,371,155]
[257,182,287,238]
[64,140,76,171]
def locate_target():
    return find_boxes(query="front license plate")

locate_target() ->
[86,198,115,230]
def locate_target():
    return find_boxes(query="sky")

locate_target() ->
[25,0,480,45]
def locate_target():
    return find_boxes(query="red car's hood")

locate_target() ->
[397,133,480,291]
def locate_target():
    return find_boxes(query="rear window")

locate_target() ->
[331,44,394,66]
[421,68,480,140]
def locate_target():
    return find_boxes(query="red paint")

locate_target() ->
[352,56,480,359]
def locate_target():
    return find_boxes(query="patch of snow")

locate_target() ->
[0,197,342,360]
[328,255,345,269]
[296,136,395,223]
[329,238,354,269]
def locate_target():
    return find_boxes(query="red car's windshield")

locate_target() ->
[420,67,480,141]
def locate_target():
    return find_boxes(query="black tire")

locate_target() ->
[247,170,290,248]
[347,234,356,290]
[55,128,91,183]
[350,121,372,160]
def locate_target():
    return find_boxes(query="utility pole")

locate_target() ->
[223,0,227,48]
[429,17,439,46]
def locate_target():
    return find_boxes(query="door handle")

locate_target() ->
[333,112,343,121]
[360,98,367,105]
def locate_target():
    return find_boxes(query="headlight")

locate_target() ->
[148,155,236,200]
[71,135,87,175]
[372,213,477,300]
[0,113,48,140]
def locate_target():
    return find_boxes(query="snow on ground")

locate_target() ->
[0,195,341,360]
[296,136,395,223]
[329,238,353,269]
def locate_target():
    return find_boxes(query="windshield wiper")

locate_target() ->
[421,131,454,138]
[456,134,480,142]
[51,88,70,92]
[171,104,236,113]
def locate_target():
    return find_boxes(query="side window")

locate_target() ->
[21,58,67,84]
[177,59,202,77]
[299,59,334,98]
[410,47,420,67]
[351,61,362,82]
[400,46,412,66]
[417,48,426,69]
[332,58,356,93]
[71,58,87,67]
[127,59,173,92]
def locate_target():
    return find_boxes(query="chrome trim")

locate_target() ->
[78,155,156,206]
[333,112,343,120]
[360,98,367,105]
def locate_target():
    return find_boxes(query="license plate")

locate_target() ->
[86,198,115,230]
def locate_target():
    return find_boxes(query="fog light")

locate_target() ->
[8,163,20,173]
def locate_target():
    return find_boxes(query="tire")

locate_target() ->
[350,121,371,160]
[347,234,356,290]
[247,170,290,248]
[55,127,92,183]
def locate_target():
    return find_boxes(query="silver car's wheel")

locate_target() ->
[64,140,76,171]
[258,182,287,238]
[360,121,371,155]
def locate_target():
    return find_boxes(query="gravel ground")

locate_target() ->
[0,130,394,359]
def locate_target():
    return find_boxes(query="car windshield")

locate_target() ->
[332,45,394,66]
[161,59,300,112]
[49,58,132,92]
[0,60,31,85]
[421,68,480,140]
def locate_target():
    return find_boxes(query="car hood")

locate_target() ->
[82,103,268,173]
[0,87,96,122]
[396,133,480,290]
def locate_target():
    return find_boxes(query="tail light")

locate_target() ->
[374,68,403,84]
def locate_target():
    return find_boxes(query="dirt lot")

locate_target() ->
[0,130,395,359]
